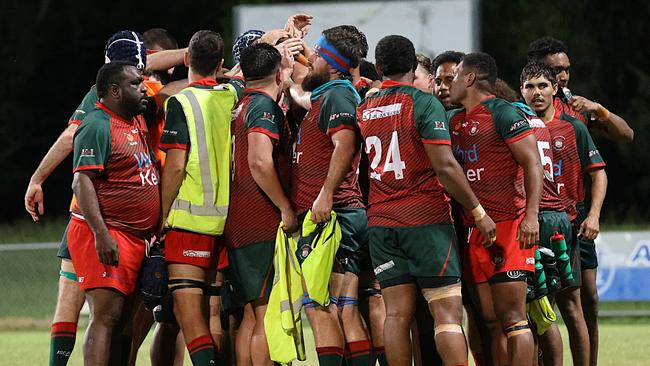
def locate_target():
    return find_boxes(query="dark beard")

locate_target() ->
[301,70,330,92]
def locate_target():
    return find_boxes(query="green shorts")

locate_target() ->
[369,223,461,289]
[57,221,72,260]
[227,241,275,304]
[574,202,598,270]
[539,210,581,287]
[298,207,368,276]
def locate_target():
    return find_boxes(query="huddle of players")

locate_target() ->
[25,17,633,366]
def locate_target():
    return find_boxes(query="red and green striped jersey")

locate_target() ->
[357,80,452,227]
[71,102,161,237]
[526,116,565,211]
[68,86,98,126]
[547,113,605,221]
[554,97,587,125]
[291,83,364,214]
[223,89,291,248]
[449,96,532,224]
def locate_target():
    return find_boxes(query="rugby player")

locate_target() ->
[223,42,296,366]
[432,51,464,109]
[291,25,371,366]
[520,62,590,366]
[449,52,543,366]
[413,53,433,93]
[528,36,621,366]
[527,36,633,142]
[159,30,243,366]
[23,30,168,366]
[358,35,496,366]
[69,61,160,365]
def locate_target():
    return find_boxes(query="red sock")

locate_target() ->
[186,335,215,366]
[316,346,344,366]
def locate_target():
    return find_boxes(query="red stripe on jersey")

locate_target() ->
[73,164,104,172]
[327,124,355,136]
[421,138,451,145]
[69,119,82,126]
[584,161,606,172]
[505,129,533,144]
[249,127,279,141]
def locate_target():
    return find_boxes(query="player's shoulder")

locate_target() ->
[559,112,586,130]
[246,91,282,115]
[322,84,358,104]
[483,97,527,123]
[77,107,110,133]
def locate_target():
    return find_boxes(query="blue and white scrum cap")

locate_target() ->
[232,29,265,64]
[104,30,147,70]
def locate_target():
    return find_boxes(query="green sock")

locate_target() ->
[187,335,216,366]
[346,340,372,366]
[375,347,388,366]
[50,322,76,366]
[317,346,344,366]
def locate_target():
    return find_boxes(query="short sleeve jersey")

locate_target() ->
[357,80,452,227]
[159,77,245,150]
[525,115,565,211]
[69,86,99,126]
[554,97,588,125]
[547,113,605,221]
[449,96,533,224]
[223,89,291,248]
[72,102,161,237]
[291,84,364,214]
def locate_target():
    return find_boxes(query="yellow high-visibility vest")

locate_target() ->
[165,84,237,235]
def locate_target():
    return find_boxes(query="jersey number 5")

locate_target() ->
[536,141,554,182]
[365,131,406,181]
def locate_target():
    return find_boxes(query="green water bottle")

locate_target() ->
[550,232,575,288]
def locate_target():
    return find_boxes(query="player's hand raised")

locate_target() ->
[569,95,599,115]
[475,214,497,247]
[284,13,313,39]
[517,214,539,249]
[95,232,119,266]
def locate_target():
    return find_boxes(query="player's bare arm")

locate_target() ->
[72,170,118,266]
[160,149,187,230]
[145,48,187,73]
[423,143,496,245]
[248,132,297,233]
[580,169,608,240]
[25,123,79,221]
[508,134,543,248]
[311,128,356,223]
[570,95,634,142]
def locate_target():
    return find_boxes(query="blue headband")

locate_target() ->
[315,35,351,74]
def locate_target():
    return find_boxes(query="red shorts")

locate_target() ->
[165,229,229,270]
[468,215,535,283]
[67,218,145,295]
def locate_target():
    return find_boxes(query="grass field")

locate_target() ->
[1,319,650,366]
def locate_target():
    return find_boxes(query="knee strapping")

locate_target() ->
[337,296,358,307]
[302,292,322,308]
[421,283,462,303]
[169,278,221,296]
[505,320,531,338]
[434,323,463,337]
[59,270,77,282]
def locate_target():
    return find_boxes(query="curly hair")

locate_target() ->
[375,35,417,76]
[527,36,568,62]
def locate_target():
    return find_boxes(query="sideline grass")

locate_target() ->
[1,321,649,366]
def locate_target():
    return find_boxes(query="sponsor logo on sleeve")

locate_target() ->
[80,148,94,158]
[510,119,528,131]
[329,111,354,122]
[434,121,447,130]
[262,111,276,124]
[362,103,402,121]
[589,149,600,157]
[373,260,395,275]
